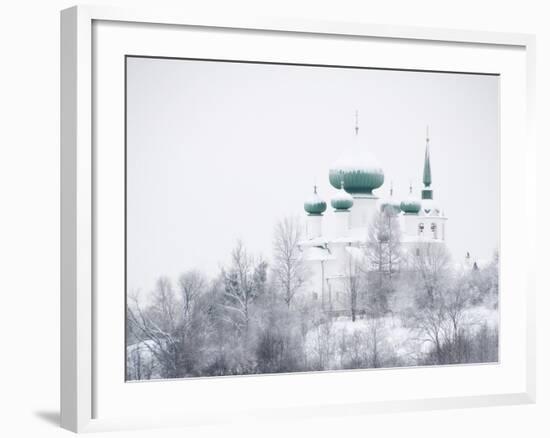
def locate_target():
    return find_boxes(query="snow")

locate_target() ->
[304,303,499,369]
[330,141,383,174]
[301,246,336,261]
[298,237,329,247]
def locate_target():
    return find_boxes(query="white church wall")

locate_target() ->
[305,215,323,240]
[349,196,379,229]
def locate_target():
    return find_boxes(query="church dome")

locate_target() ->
[304,186,327,215]
[328,116,384,195]
[331,181,354,211]
[400,186,421,214]
[379,183,401,215]
[381,199,401,215]
[329,149,384,195]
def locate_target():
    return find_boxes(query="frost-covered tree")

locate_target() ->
[178,270,206,321]
[127,272,213,379]
[365,209,402,278]
[222,240,264,340]
[342,250,363,322]
[127,277,183,378]
[364,210,402,314]
[468,250,499,307]
[272,217,306,308]
[410,242,451,303]
[405,249,496,365]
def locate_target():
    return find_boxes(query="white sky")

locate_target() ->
[126,57,499,295]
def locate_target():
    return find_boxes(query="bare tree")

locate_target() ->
[364,210,402,315]
[445,277,472,346]
[127,278,183,378]
[343,250,363,322]
[405,249,486,365]
[410,242,451,303]
[127,272,213,379]
[406,299,447,364]
[126,341,156,380]
[178,270,206,321]
[272,217,306,308]
[365,210,402,278]
[311,314,334,370]
[222,240,260,340]
[367,319,382,368]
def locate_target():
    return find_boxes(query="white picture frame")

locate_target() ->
[60,4,536,433]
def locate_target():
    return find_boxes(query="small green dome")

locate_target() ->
[380,184,401,215]
[329,137,384,195]
[304,186,327,215]
[331,181,354,211]
[400,186,421,214]
[380,199,401,215]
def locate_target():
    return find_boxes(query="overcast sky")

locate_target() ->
[126,57,499,295]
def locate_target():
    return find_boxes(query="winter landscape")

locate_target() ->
[125,57,499,381]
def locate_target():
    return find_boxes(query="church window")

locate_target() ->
[431,223,437,239]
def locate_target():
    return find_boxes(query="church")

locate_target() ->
[299,118,447,312]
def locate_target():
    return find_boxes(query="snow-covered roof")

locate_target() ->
[331,236,358,244]
[301,246,336,262]
[299,236,329,248]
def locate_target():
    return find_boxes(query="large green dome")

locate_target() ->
[400,186,421,214]
[329,138,384,195]
[304,186,327,215]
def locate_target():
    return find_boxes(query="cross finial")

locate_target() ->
[390,180,394,197]
[426,125,430,143]
[313,184,318,194]
[355,110,359,136]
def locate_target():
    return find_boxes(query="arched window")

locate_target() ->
[431,223,437,239]
[418,223,425,235]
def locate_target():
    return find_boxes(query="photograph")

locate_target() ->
[125,56,500,381]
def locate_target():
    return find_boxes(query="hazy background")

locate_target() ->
[126,57,499,295]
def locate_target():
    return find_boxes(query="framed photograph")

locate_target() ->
[61,5,536,433]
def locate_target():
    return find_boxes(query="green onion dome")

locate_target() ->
[331,181,354,211]
[380,184,401,215]
[328,135,384,195]
[304,186,327,216]
[400,185,421,214]
[381,199,401,215]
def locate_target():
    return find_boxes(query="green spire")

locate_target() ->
[423,126,432,188]
[421,126,434,200]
